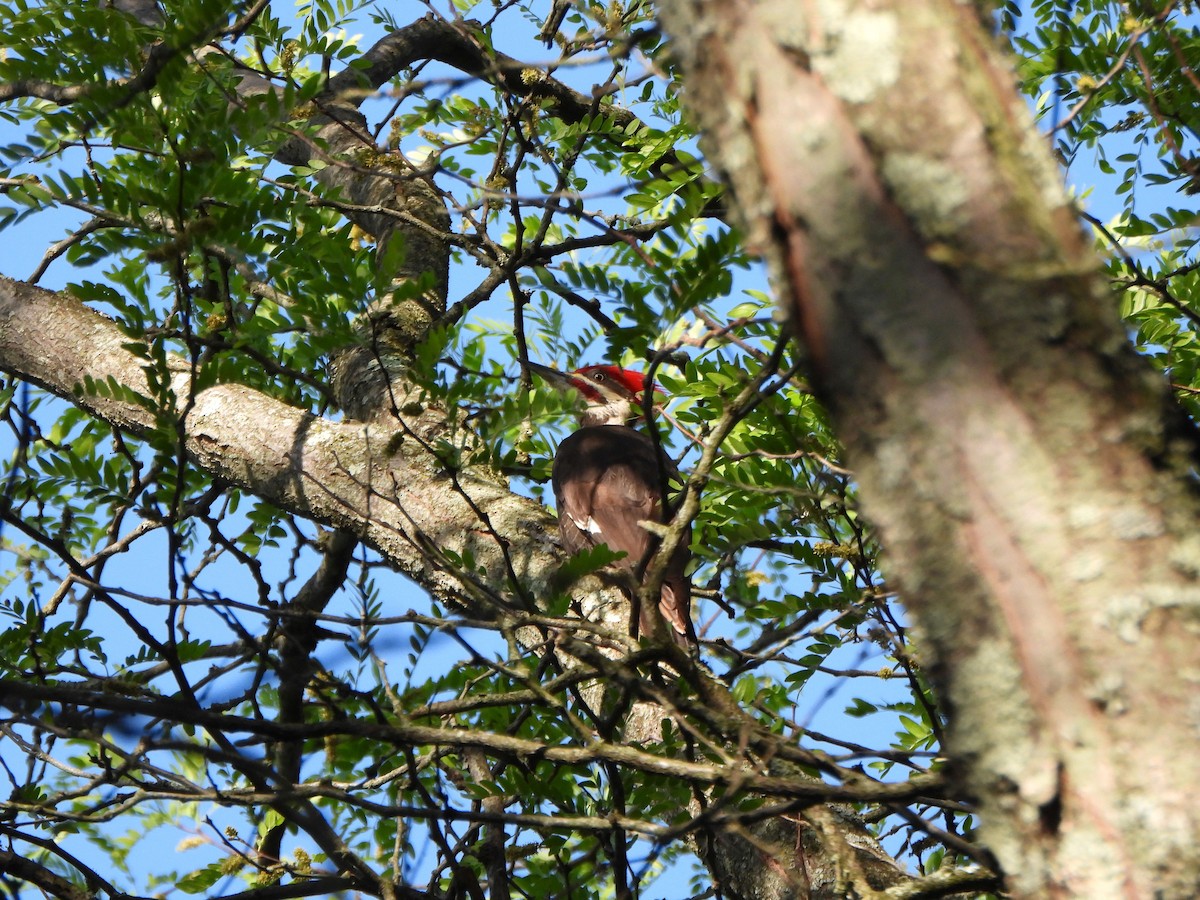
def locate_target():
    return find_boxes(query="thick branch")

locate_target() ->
[659,0,1200,896]
[327,15,644,132]
[0,850,94,900]
[259,530,359,862]
[323,14,709,201]
[0,275,552,614]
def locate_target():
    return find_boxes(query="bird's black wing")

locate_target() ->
[552,426,694,646]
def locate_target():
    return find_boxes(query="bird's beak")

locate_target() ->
[525,361,575,392]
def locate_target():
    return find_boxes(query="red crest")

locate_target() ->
[568,365,664,402]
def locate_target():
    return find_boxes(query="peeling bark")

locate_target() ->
[658,0,1200,896]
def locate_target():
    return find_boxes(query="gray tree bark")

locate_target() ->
[657,1,1200,897]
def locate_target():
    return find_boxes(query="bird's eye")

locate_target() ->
[591,372,605,382]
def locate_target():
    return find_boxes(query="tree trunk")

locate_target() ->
[657,1,1200,897]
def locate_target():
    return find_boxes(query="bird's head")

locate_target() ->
[528,362,663,427]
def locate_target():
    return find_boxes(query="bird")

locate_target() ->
[528,362,695,649]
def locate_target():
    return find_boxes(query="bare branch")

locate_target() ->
[0,850,96,900]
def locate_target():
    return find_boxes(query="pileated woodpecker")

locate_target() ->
[529,362,695,649]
